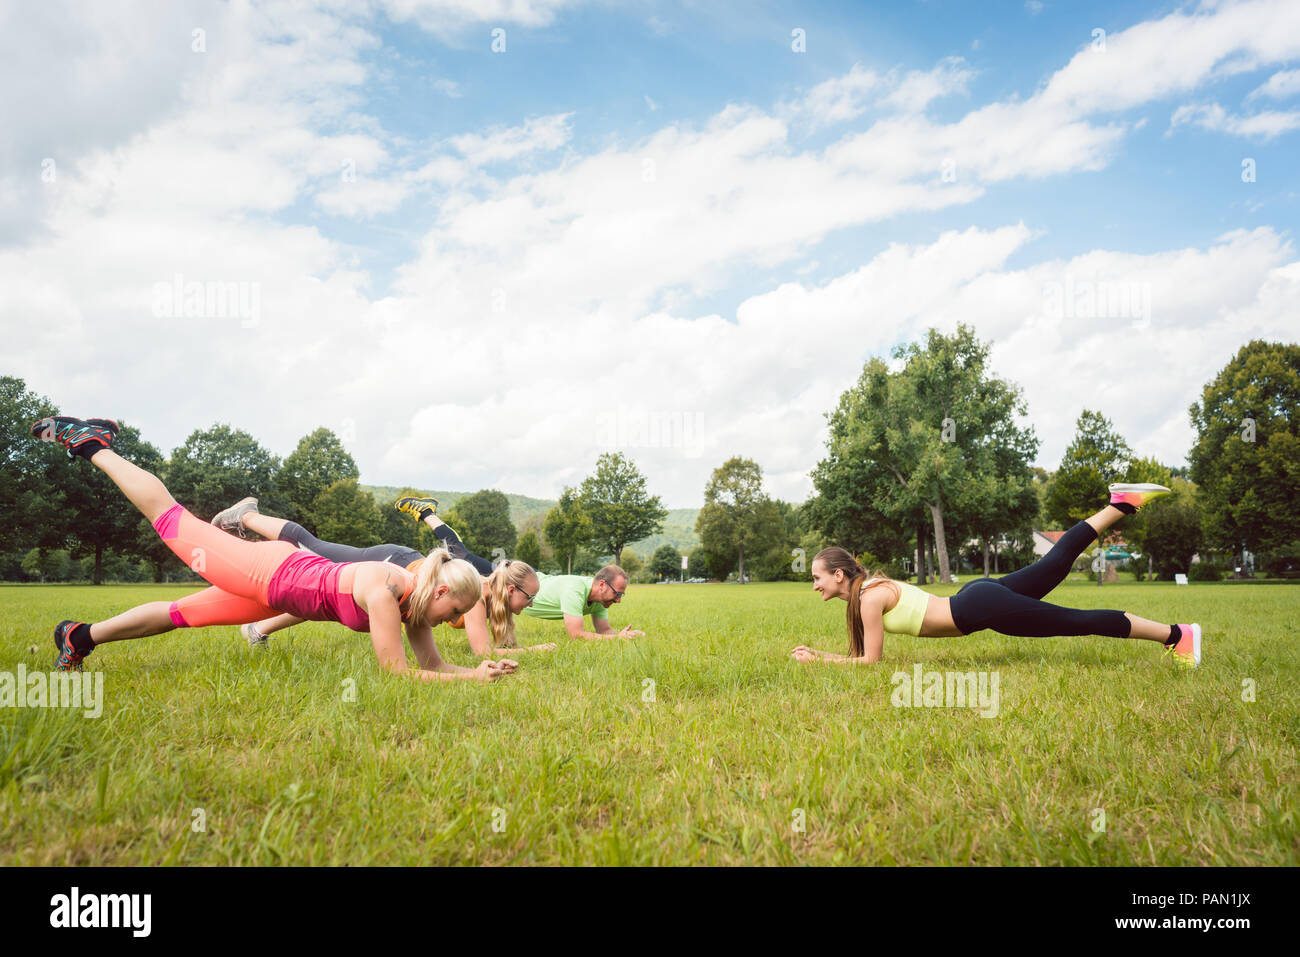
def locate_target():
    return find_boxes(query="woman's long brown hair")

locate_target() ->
[814,547,896,657]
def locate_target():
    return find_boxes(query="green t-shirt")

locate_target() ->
[522,574,609,622]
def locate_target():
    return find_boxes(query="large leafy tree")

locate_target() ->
[543,487,592,574]
[1139,479,1203,579]
[375,488,426,553]
[1113,456,1175,572]
[279,428,360,532]
[0,376,61,578]
[811,324,1038,583]
[748,499,808,581]
[694,457,785,583]
[313,479,383,549]
[1,379,177,582]
[515,530,542,568]
[444,489,517,561]
[951,470,1039,577]
[577,452,667,567]
[1044,410,1132,530]
[804,462,911,573]
[167,424,284,520]
[650,543,682,579]
[1188,340,1300,560]
[45,424,166,584]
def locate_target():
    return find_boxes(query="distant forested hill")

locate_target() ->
[624,509,700,556]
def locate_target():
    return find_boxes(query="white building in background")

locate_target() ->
[1032,530,1066,558]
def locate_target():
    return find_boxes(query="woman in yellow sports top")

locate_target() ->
[792,484,1201,668]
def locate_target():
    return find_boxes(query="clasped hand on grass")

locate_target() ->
[478,658,519,681]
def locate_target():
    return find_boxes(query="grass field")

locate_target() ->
[1,580,1296,865]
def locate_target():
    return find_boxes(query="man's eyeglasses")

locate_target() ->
[603,581,625,600]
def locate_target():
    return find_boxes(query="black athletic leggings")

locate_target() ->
[947,522,1132,638]
[278,521,495,576]
[430,524,494,576]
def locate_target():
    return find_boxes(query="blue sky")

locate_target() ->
[328,0,1299,303]
[2,0,1298,507]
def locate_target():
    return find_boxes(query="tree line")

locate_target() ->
[3,332,1296,585]
[677,330,1299,585]
[0,378,676,584]
[799,329,1300,582]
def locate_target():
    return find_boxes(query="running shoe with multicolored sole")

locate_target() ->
[53,620,89,672]
[1108,482,1171,511]
[1164,623,1201,668]
[395,495,439,520]
[30,416,118,460]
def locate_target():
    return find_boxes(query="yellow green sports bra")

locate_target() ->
[864,578,930,636]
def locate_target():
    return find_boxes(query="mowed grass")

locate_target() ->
[0,579,1296,866]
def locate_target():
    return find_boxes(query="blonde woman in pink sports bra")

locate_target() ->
[32,415,518,683]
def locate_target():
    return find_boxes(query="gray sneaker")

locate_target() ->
[211,497,259,537]
[242,622,268,647]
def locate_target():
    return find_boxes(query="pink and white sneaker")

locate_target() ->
[1108,483,1171,511]
[1164,623,1201,668]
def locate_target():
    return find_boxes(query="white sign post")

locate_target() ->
[681,554,688,582]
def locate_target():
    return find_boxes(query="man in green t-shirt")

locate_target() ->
[522,565,645,640]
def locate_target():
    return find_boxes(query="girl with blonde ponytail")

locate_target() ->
[452,559,558,656]
[404,547,482,629]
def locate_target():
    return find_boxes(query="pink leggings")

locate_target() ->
[155,504,298,628]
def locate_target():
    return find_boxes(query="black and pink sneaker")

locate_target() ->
[30,416,117,460]
[53,620,90,672]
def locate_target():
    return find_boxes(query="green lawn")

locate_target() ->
[1,580,1296,865]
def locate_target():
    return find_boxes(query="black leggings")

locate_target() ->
[429,523,494,576]
[279,520,496,576]
[278,522,423,568]
[947,522,1132,638]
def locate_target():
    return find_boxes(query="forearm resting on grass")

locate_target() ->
[792,646,882,665]
[566,615,640,640]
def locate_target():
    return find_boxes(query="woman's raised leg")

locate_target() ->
[424,514,495,576]
[240,511,290,541]
[995,485,1170,600]
[993,520,1099,600]
[88,448,177,523]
